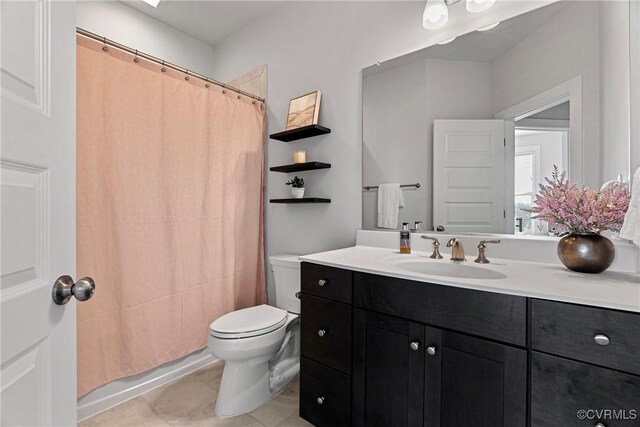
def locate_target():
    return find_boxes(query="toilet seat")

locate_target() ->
[210,304,288,339]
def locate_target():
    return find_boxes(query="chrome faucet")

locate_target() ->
[446,238,466,261]
[421,236,443,259]
[474,240,501,263]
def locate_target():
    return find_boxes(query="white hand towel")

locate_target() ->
[620,167,640,244]
[377,183,404,229]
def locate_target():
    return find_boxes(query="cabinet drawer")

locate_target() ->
[300,357,351,427]
[531,352,640,426]
[301,294,352,374]
[531,300,640,375]
[302,262,352,304]
[353,272,527,346]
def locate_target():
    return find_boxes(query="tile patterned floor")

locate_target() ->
[79,361,312,427]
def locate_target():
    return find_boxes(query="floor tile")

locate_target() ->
[273,414,314,427]
[141,374,218,425]
[193,360,225,388]
[249,386,299,427]
[79,397,170,427]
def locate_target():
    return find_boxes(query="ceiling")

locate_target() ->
[366,1,572,76]
[121,0,283,47]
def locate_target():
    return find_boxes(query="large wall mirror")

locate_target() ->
[362,0,635,235]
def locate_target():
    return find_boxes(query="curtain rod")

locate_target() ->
[76,27,265,103]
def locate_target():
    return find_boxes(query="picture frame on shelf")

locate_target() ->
[286,90,322,130]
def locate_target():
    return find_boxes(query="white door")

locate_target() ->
[433,119,513,234]
[1,1,86,426]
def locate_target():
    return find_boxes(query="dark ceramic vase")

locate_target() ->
[557,233,615,274]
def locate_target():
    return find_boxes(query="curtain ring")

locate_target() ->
[222,89,226,94]
[101,36,108,52]
[252,100,256,105]
[161,60,167,73]
[184,70,190,81]
[237,95,241,99]
[133,50,140,63]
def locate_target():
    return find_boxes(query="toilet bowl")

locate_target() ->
[208,255,301,417]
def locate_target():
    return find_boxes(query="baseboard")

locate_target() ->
[77,349,216,422]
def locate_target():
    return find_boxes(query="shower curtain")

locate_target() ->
[76,36,266,396]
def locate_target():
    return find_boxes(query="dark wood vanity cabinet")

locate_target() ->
[299,262,640,427]
[424,327,527,427]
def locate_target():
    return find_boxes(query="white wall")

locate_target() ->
[491,2,601,188]
[600,1,631,182]
[209,0,550,301]
[76,1,216,76]
[362,58,493,230]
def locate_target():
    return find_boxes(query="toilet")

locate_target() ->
[208,254,301,417]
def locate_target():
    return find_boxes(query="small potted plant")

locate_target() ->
[286,176,305,199]
[528,166,630,273]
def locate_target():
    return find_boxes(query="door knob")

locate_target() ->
[52,275,95,305]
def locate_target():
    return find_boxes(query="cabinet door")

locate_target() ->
[352,309,425,427]
[531,351,640,427]
[424,327,527,427]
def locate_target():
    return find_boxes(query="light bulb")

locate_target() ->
[477,21,500,31]
[466,0,495,13]
[423,0,449,30]
[142,0,161,7]
[437,37,456,45]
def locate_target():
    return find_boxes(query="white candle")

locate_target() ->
[293,150,306,164]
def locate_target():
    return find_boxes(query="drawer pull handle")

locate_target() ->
[318,329,326,337]
[594,334,610,346]
[317,396,325,405]
[410,341,420,351]
[427,346,437,356]
[318,279,327,287]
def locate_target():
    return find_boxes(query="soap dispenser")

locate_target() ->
[400,222,411,254]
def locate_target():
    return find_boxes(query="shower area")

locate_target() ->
[75,31,267,397]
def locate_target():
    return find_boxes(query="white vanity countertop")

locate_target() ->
[299,246,640,313]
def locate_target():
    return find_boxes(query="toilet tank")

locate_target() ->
[270,254,301,314]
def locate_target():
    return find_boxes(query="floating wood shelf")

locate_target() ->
[270,198,331,204]
[270,162,331,173]
[269,125,331,142]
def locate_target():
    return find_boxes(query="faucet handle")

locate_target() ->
[475,240,501,263]
[421,236,443,259]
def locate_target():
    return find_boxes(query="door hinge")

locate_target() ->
[504,138,506,147]
[503,210,506,218]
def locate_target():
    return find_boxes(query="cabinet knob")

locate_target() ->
[427,346,437,356]
[317,396,325,405]
[595,423,607,427]
[594,334,610,346]
[318,279,327,287]
[318,329,326,337]
[410,341,420,351]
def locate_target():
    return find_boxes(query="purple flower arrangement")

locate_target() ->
[528,166,630,234]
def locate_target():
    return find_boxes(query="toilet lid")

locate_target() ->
[209,304,288,339]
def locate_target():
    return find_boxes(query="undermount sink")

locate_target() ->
[396,261,507,280]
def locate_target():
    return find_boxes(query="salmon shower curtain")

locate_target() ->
[76,36,266,396]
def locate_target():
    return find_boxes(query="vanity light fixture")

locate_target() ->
[423,0,449,30]
[142,0,162,7]
[477,21,500,31]
[466,0,496,13]
[437,36,457,45]
[423,0,496,30]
